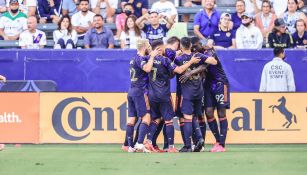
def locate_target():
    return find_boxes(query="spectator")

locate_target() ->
[136,10,174,44]
[62,0,78,17]
[280,0,307,34]
[90,0,118,23]
[267,18,293,48]
[270,0,287,17]
[236,12,263,49]
[292,19,307,48]
[259,47,295,92]
[37,0,61,23]
[0,0,27,41]
[194,0,220,41]
[53,15,78,49]
[71,0,96,39]
[0,0,7,17]
[208,13,236,49]
[120,15,142,49]
[244,0,262,14]
[254,0,277,44]
[151,0,178,22]
[6,0,36,16]
[183,0,202,22]
[19,16,47,49]
[231,0,246,31]
[84,14,114,48]
[121,0,148,18]
[115,3,134,38]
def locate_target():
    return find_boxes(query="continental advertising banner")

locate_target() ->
[0,93,40,143]
[40,93,307,144]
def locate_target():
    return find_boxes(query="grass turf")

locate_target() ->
[0,144,307,175]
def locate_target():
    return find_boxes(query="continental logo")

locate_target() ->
[50,95,304,141]
[0,112,22,123]
[52,97,127,141]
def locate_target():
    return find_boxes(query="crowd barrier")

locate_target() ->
[1,92,306,144]
[0,49,306,92]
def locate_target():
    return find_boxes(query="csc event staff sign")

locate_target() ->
[39,93,307,144]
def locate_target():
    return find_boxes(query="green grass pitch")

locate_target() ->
[1,144,307,175]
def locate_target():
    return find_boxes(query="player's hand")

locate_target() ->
[179,71,191,83]
[206,56,217,65]
[176,50,182,56]
[150,47,160,57]
[191,55,201,64]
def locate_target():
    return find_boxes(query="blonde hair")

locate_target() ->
[136,39,150,51]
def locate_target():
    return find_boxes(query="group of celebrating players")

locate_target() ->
[122,36,230,153]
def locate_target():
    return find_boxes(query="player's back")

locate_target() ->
[128,54,149,97]
[175,53,205,100]
[148,55,176,102]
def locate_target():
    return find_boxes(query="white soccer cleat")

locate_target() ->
[134,143,151,153]
[128,146,136,153]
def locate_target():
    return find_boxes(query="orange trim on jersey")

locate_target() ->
[219,117,227,121]
[224,85,228,102]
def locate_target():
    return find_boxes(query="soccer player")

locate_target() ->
[145,40,201,153]
[175,37,217,152]
[182,43,230,152]
[125,39,159,152]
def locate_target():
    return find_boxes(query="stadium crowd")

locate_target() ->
[0,0,306,49]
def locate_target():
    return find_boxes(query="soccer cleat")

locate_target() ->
[0,144,5,151]
[144,141,158,153]
[211,145,226,152]
[154,145,167,153]
[135,143,151,153]
[200,146,205,152]
[179,146,192,152]
[167,145,178,153]
[121,145,129,152]
[210,142,220,152]
[193,139,204,152]
[128,147,136,153]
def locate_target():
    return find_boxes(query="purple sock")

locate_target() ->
[179,122,186,145]
[152,120,164,146]
[133,121,140,145]
[165,123,174,146]
[163,124,169,149]
[207,118,220,143]
[219,117,228,147]
[147,121,158,142]
[192,117,203,141]
[198,120,206,141]
[126,124,134,147]
[183,119,192,148]
[137,122,149,144]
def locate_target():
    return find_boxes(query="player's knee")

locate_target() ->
[142,114,151,125]
[205,110,214,119]
[217,109,226,118]
[183,114,193,120]
[127,117,137,125]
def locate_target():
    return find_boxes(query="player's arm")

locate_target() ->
[142,49,159,73]
[179,65,207,83]
[204,56,218,65]
[173,55,200,74]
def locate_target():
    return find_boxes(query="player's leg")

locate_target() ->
[161,100,177,153]
[179,99,194,152]
[134,95,151,152]
[151,119,164,151]
[124,96,138,152]
[192,99,205,152]
[215,83,230,152]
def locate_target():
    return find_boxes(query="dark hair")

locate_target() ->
[190,36,200,45]
[124,3,133,8]
[180,37,191,49]
[236,0,245,6]
[57,15,72,35]
[167,36,180,45]
[191,44,204,53]
[79,0,89,4]
[124,15,141,36]
[273,47,285,56]
[151,40,164,50]
[288,0,298,5]
[94,14,104,20]
[262,0,272,9]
